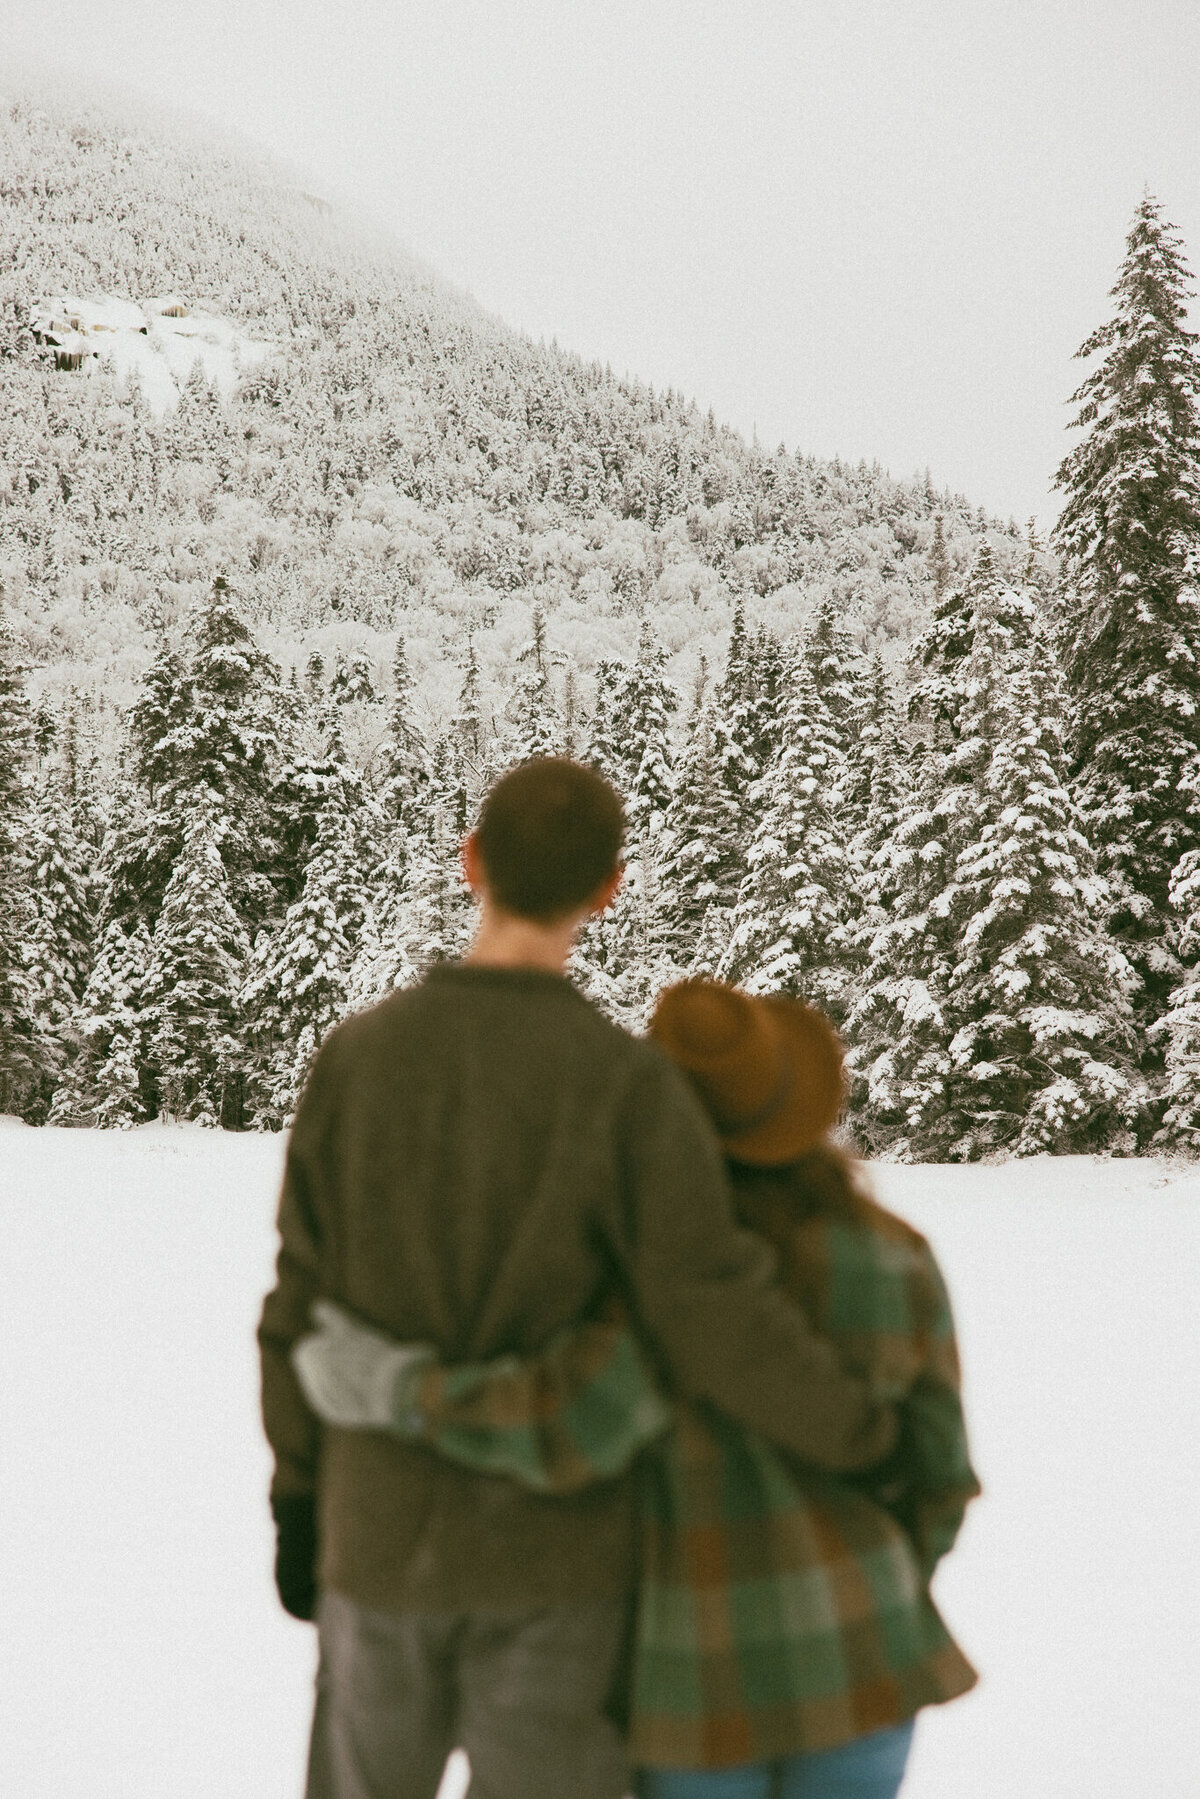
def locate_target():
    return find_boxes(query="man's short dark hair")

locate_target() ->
[474,758,625,921]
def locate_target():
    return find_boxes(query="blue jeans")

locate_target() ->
[633,1719,915,1799]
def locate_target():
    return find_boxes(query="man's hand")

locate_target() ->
[271,1493,317,1621]
[291,1299,437,1431]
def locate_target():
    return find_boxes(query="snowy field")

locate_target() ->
[2,1121,1198,1799]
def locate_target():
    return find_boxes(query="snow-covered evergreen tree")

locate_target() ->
[386,795,473,982]
[504,605,563,763]
[575,623,680,1007]
[243,798,370,1126]
[49,919,155,1128]
[22,782,95,1120]
[929,592,1142,1156]
[908,542,987,752]
[722,648,857,1015]
[380,635,431,830]
[344,824,420,1015]
[330,647,378,705]
[1154,817,1200,1147]
[450,639,486,776]
[271,703,368,907]
[615,621,678,833]
[0,273,34,361]
[0,617,39,1117]
[149,796,251,1127]
[804,596,872,838]
[584,658,630,789]
[561,663,583,760]
[850,654,912,887]
[804,596,867,747]
[847,550,1014,1150]
[1053,194,1200,1023]
[129,641,189,802]
[720,598,752,713]
[573,827,681,1032]
[117,577,283,932]
[928,512,951,605]
[659,703,726,963]
[660,677,747,969]
[422,733,470,842]
[850,564,1144,1157]
[714,605,783,801]
[739,623,789,785]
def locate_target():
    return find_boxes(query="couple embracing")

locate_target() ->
[259,757,979,1799]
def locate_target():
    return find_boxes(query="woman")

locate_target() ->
[293,981,980,1799]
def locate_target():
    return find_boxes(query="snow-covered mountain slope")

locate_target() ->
[3,1121,1197,1799]
[31,290,274,412]
[0,85,1034,738]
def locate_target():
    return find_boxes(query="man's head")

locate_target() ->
[467,758,625,924]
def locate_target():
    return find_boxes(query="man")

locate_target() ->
[259,757,896,1799]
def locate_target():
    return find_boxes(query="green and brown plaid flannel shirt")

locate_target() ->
[624,1202,980,1766]
[309,1193,980,1767]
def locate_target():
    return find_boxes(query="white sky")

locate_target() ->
[5,0,1200,526]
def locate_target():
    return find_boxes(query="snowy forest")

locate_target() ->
[4,92,1200,1159]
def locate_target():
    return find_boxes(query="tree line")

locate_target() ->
[3,169,1200,1157]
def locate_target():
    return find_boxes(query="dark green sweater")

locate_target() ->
[258,963,896,1612]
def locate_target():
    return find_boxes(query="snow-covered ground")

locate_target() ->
[32,292,274,413]
[2,1122,1198,1799]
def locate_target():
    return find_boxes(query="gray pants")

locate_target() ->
[305,1587,631,1799]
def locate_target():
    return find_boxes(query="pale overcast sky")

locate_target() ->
[6,0,1200,526]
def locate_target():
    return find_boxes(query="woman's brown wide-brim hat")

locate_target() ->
[648,978,845,1165]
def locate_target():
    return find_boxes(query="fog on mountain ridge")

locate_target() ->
[0,85,1023,750]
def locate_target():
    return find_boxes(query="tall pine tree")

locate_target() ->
[0,617,39,1116]
[1156,831,1200,1146]
[660,696,743,968]
[849,561,1143,1156]
[848,550,1014,1151]
[23,780,95,1121]
[723,648,857,1016]
[118,578,284,932]
[616,621,678,833]
[920,589,1143,1156]
[149,797,251,1127]
[1053,194,1200,1025]
[505,605,563,763]
[243,796,370,1126]
[50,919,156,1128]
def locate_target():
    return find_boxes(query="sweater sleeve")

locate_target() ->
[257,1036,341,1503]
[608,1047,898,1474]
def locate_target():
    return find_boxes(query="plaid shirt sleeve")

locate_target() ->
[896,1250,981,1576]
[407,1320,672,1493]
[833,1231,981,1579]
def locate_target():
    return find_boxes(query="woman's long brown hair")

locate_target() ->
[784,1141,878,1225]
[732,1139,923,1255]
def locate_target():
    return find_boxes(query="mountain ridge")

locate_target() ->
[0,82,1032,757]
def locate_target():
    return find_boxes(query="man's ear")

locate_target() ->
[589,865,624,916]
[461,832,486,896]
